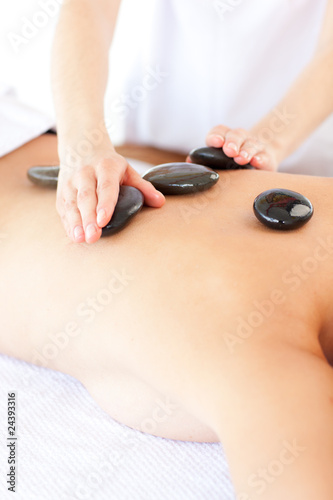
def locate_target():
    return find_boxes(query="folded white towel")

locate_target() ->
[0,354,235,500]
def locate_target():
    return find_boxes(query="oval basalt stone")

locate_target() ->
[27,165,60,188]
[142,162,219,195]
[102,186,144,237]
[253,188,313,230]
[189,147,253,170]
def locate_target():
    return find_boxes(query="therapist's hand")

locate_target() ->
[205,125,280,172]
[56,139,165,244]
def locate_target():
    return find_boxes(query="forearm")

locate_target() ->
[51,0,121,156]
[251,48,333,163]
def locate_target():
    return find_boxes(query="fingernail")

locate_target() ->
[254,155,262,163]
[240,151,249,159]
[74,226,84,241]
[97,209,106,225]
[226,142,238,152]
[208,135,224,147]
[150,191,162,201]
[86,223,97,240]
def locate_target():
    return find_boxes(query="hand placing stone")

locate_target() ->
[27,166,144,237]
[253,189,313,230]
[142,162,219,195]
[189,147,253,170]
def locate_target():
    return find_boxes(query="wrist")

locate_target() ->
[57,123,115,164]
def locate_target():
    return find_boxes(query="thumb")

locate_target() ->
[123,165,165,207]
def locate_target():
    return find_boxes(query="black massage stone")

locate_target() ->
[27,165,59,187]
[142,162,219,195]
[189,147,253,170]
[253,189,313,230]
[102,186,144,236]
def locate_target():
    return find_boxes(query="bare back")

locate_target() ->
[1,135,333,443]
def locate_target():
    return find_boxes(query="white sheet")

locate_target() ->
[0,85,54,158]
[0,354,235,500]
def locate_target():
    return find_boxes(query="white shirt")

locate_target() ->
[106,0,332,176]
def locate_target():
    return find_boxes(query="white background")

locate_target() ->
[0,0,134,142]
[1,0,62,115]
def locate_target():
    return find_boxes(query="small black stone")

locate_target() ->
[253,189,313,230]
[102,186,144,236]
[189,147,253,170]
[27,165,59,188]
[142,162,219,195]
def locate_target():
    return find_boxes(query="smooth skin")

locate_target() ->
[52,0,333,244]
[1,135,333,499]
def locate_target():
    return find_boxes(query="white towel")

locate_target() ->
[0,85,54,158]
[0,354,236,500]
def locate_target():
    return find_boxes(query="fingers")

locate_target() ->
[233,137,275,171]
[96,160,165,219]
[233,137,263,166]
[56,188,85,243]
[56,154,166,244]
[57,166,101,245]
[206,127,261,164]
[206,125,277,171]
[56,182,85,243]
[95,159,122,229]
[76,170,102,244]
[250,153,274,171]
[206,125,230,148]
[123,165,165,208]
[223,129,248,158]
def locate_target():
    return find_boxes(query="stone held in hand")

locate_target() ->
[27,166,144,237]
[142,162,219,195]
[189,147,253,170]
[253,188,313,230]
[27,165,60,188]
[102,186,144,237]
